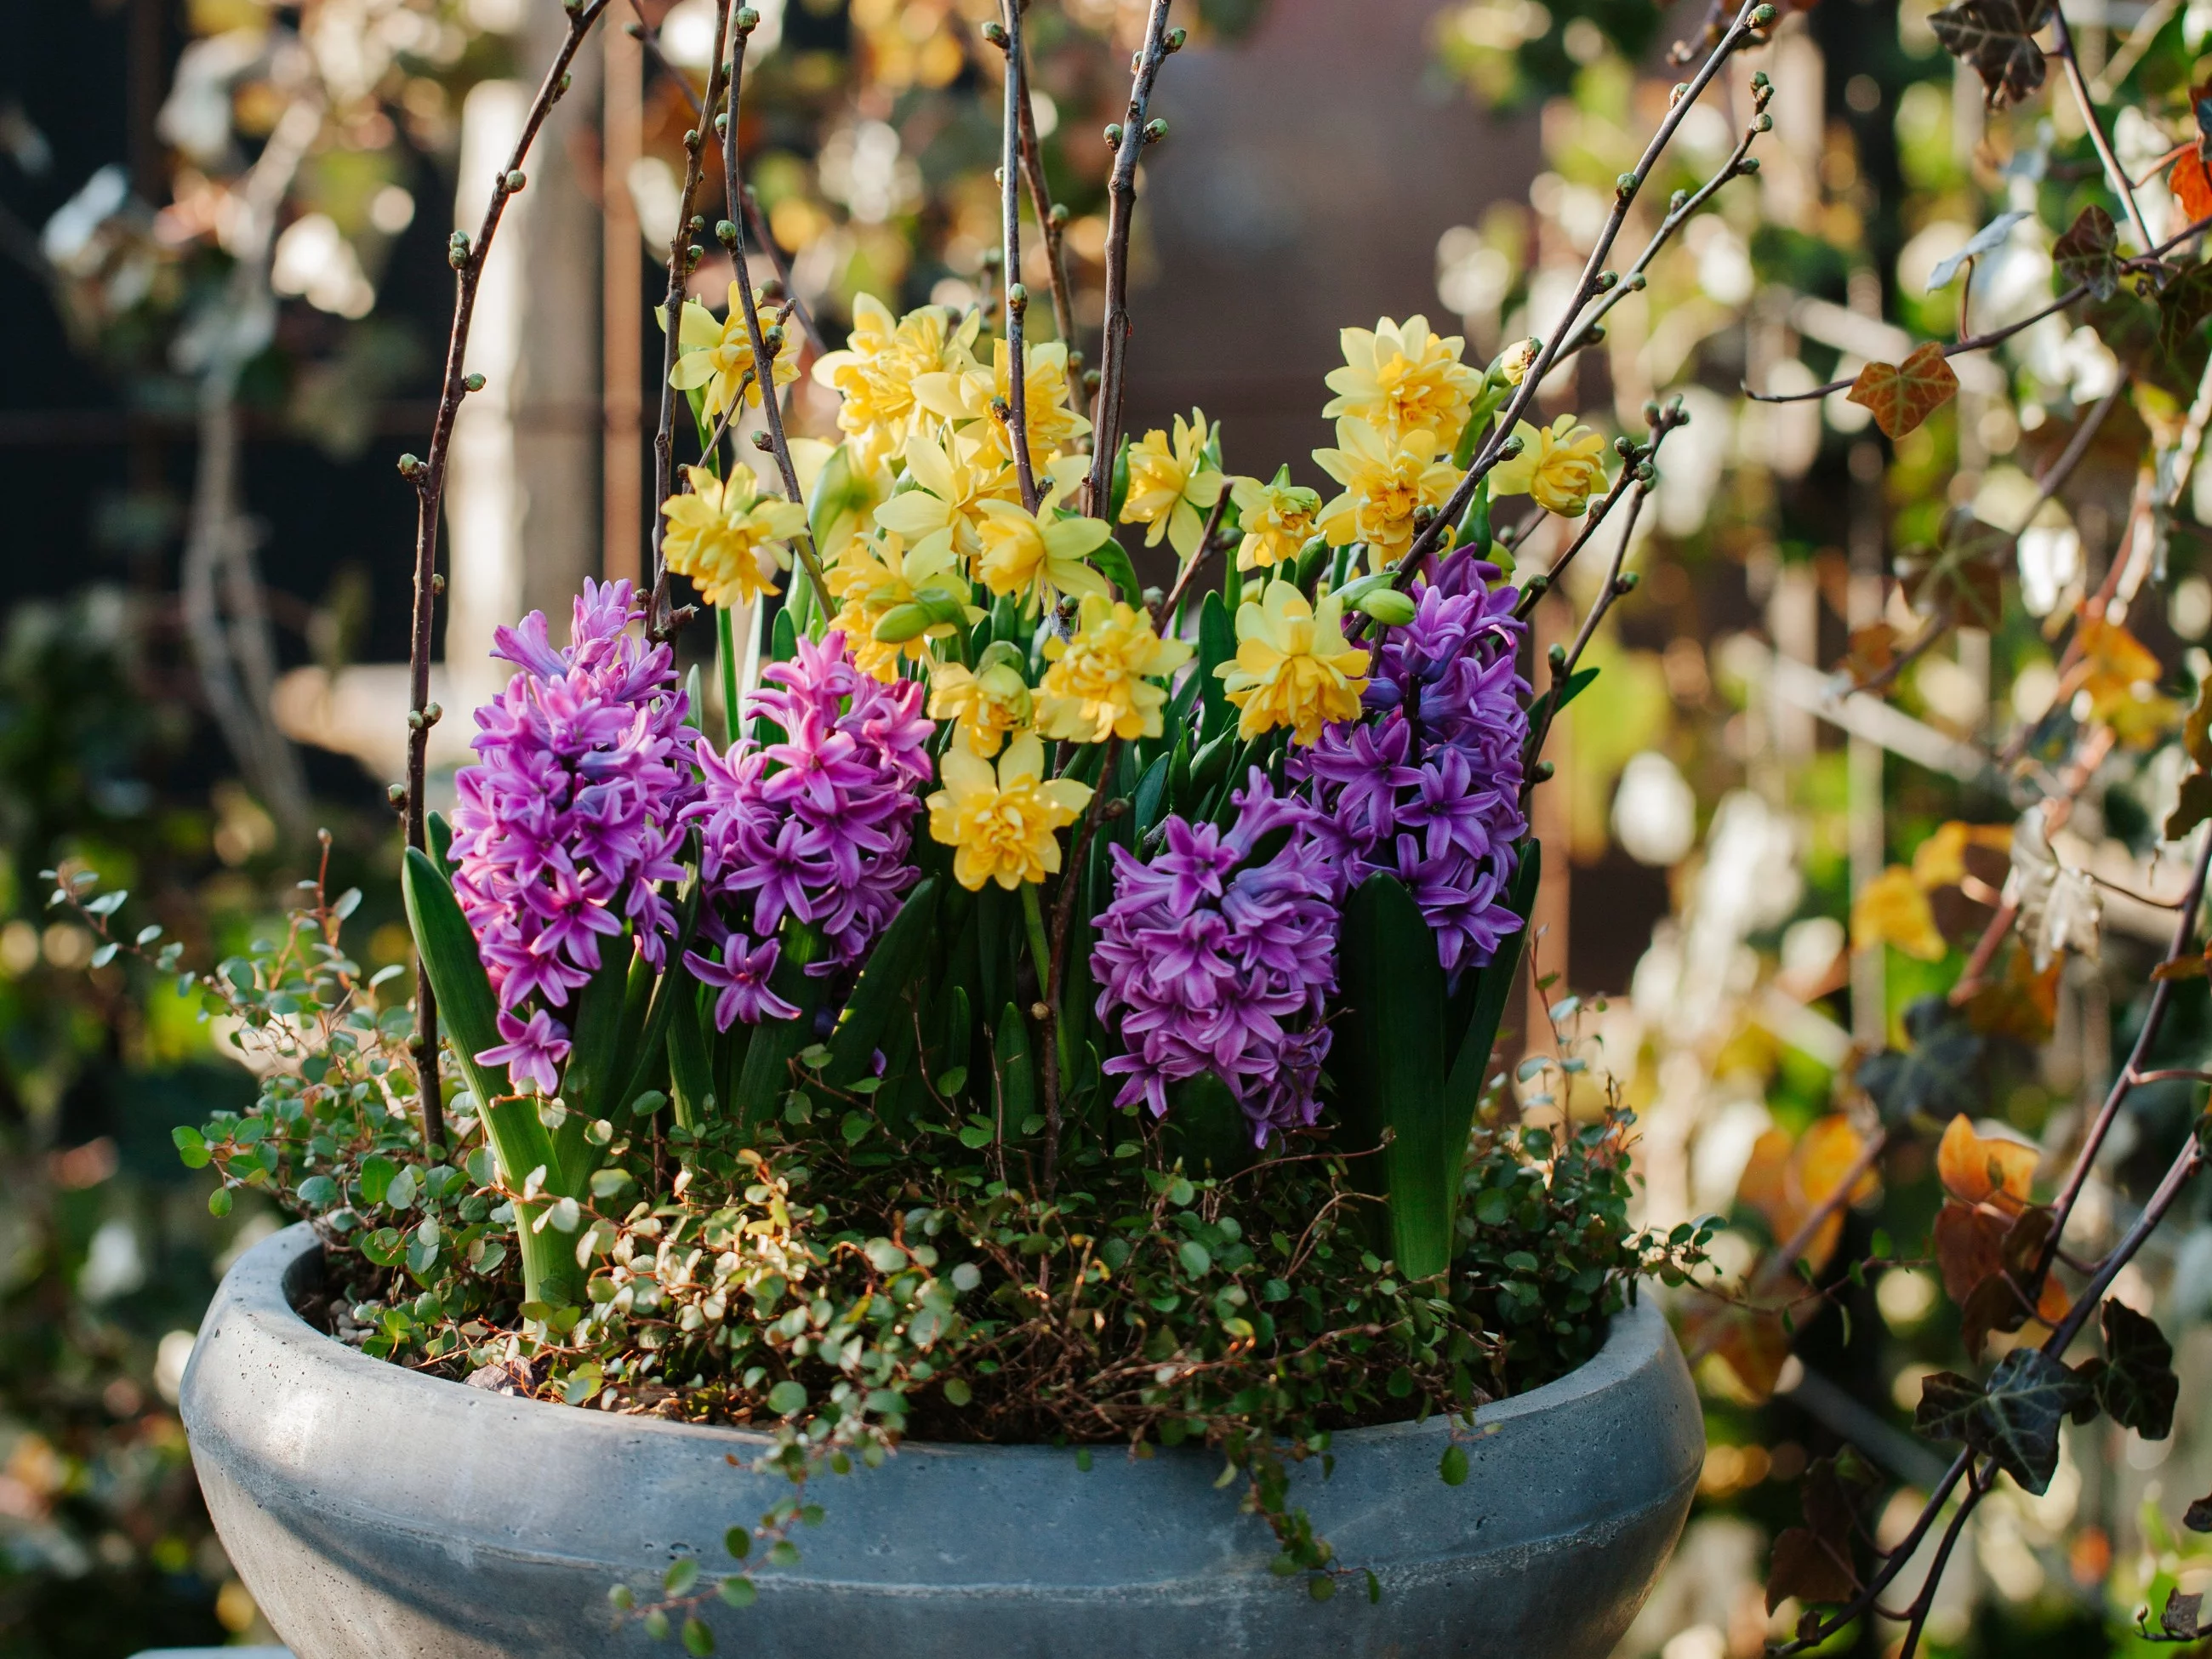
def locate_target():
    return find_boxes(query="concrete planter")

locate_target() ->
[185,1223,1702,1658]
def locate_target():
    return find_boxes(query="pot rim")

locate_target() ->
[203,1220,1673,1462]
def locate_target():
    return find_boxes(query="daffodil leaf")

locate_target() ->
[825,879,941,1097]
[1090,536,1142,605]
[1197,592,1236,739]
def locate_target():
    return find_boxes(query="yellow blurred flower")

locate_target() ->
[659,465,806,609]
[1120,408,1227,561]
[1215,579,1370,745]
[927,649,1033,756]
[809,295,977,470]
[871,430,1018,568]
[972,486,1114,610]
[926,731,1094,891]
[824,530,978,682]
[1312,417,1461,567]
[1228,472,1321,573]
[1037,596,1194,743]
[1491,413,1609,516]
[668,283,802,419]
[1322,315,1482,442]
[1851,866,1947,961]
[913,339,1090,471]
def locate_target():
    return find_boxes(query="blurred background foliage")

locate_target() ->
[11,0,2212,1654]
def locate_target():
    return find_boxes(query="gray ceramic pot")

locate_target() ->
[185,1223,1701,1658]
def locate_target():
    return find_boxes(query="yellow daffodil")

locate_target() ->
[1120,408,1227,561]
[809,295,978,468]
[824,530,979,681]
[1228,471,1321,573]
[927,647,1033,755]
[1322,316,1482,442]
[1037,596,1194,743]
[659,465,806,608]
[1312,417,1461,568]
[913,339,1090,470]
[871,430,1018,568]
[668,283,801,419]
[972,486,1115,610]
[1491,413,1610,516]
[926,731,1094,890]
[788,437,887,566]
[1215,579,1370,745]
[1494,337,1541,386]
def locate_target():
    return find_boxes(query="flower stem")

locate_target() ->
[716,602,743,748]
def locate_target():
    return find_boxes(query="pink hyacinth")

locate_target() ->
[681,632,932,1029]
[449,579,694,1091]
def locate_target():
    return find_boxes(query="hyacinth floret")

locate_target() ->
[1092,770,1340,1145]
[1291,548,1531,977]
[450,579,694,1092]
[683,632,932,1028]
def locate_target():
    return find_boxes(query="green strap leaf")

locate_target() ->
[1445,841,1541,1100]
[827,879,942,1091]
[1335,872,1454,1280]
[1197,591,1236,739]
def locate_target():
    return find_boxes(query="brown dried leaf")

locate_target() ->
[1847,342,1960,439]
[1766,1526,1857,1613]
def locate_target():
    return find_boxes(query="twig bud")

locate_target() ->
[1751,70,1770,89]
[981,19,1007,46]
[397,453,424,477]
[1049,202,1070,228]
[1166,25,1187,49]
[689,214,707,234]
[1670,83,1690,104]
[762,277,786,302]
[1584,324,1606,345]
[1548,643,1568,670]
[1635,460,1656,482]
[1006,282,1029,313]
[1614,171,1639,199]
[431,573,446,595]
[505,169,527,192]
[684,128,700,149]
[387,784,408,808]
[447,231,470,270]
[557,71,572,94]
[1497,435,1526,460]
[1750,3,1776,23]
[687,243,704,267]
[1082,369,1102,391]
[464,372,486,393]
[1627,271,1646,291]
[1737,156,1760,174]
[1522,574,1549,601]
[1593,270,1619,292]
[735,6,760,33]
[980,245,1003,269]
[989,396,1013,422]
[1067,349,1086,372]
[1104,123,1124,149]
[752,430,775,451]
[1143,117,1168,144]
[715,112,730,135]
[624,20,643,37]
[408,709,426,732]
[1669,189,1689,213]
[1613,572,1640,596]
[716,219,739,246]
[762,324,785,356]
[1614,436,1637,458]
[1753,112,1773,132]
[425,702,443,725]
[1531,760,1555,783]
[1411,504,1438,528]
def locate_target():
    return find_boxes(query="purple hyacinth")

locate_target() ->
[1290,548,1530,977]
[450,579,695,1091]
[682,631,932,1028]
[1091,770,1341,1145]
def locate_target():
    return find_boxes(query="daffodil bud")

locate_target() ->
[873,604,933,645]
[1496,338,1540,385]
[1356,589,1418,626]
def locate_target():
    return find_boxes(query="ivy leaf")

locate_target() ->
[2053,205,2120,301]
[2165,678,2212,838]
[2095,1299,2179,1440]
[1846,342,1959,439]
[1764,1527,1856,1613]
[2158,261,2212,360]
[1929,0,2054,108]
[2165,1592,2204,1641]
[1925,211,2028,293]
[2186,1491,2212,1531]
[1914,1348,2094,1493]
[1855,997,1985,1128]
[1764,1451,1878,1612]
